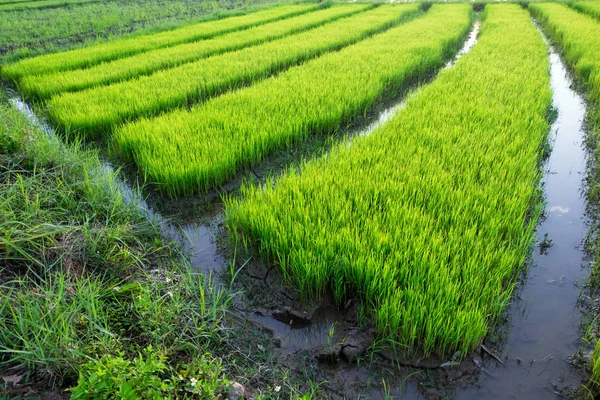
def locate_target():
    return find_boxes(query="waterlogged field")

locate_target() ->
[6,0,600,397]
[227,4,550,355]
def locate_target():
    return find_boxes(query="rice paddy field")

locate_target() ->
[4,0,600,398]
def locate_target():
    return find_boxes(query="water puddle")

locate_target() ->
[455,37,589,400]
[9,97,51,136]
[101,163,226,276]
[250,304,345,354]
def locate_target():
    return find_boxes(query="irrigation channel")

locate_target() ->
[6,17,593,399]
[455,38,590,399]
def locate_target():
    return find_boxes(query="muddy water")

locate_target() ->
[99,165,227,276]
[455,43,589,400]
[250,304,346,354]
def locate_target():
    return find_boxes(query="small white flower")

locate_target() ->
[165,277,171,283]
[190,377,198,387]
[274,386,281,392]
[167,291,173,298]
[112,286,121,291]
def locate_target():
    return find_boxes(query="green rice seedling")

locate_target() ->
[111,4,472,197]
[48,4,422,136]
[21,4,371,99]
[226,4,551,356]
[569,1,600,22]
[1,4,316,80]
[530,3,600,131]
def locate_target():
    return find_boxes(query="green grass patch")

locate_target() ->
[47,4,420,137]
[0,91,233,397]
[1,3,316,80]
[226,4,551,356]
[111,4,472,197]
[20,3,370,100]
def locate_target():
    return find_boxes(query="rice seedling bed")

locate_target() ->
[569,1,600,23]
[530,3,600,130]
[47,4,422,137]
[20,4,370,100]
[1,3,315,79]
[226,4,551,356]
[110,4,472,197]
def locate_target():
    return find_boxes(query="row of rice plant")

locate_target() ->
[47,4,422,137]
[1,4,315,79]
[226,4,552,356]
[111,4,472,197]
[530,3,600,131]
[569,1,600,22]
[20,4,370,100]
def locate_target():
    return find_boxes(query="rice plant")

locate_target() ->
[226,4,551,356]
[530,3,600,131]
[569,1,600,23]
[1,4,315,79]
[20,4,370,100]
[47,4,421,137]
[111,4,472,197]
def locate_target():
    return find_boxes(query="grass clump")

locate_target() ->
[111,4,472,197]
[226,4,551,356]
[0,92,233,397]
[46,4,417,137]
[20,4,369,100]
[1,3,314,80]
